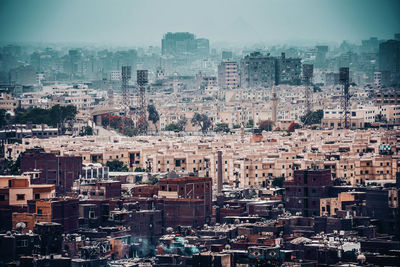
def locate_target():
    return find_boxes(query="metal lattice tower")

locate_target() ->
[121,66,131,114]
[137,70,148,133]
[271,84,278,123]
[302,64,314,125]
[339,67,351,129]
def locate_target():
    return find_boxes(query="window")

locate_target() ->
[0,195,5,201]
[16,240,27,248]
[89,210,96,219]
[35,193,40,199]
[37,209,42,215]
[17,194,25,201]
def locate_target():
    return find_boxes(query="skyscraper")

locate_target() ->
[195,38,210,57]
[218,60,239,89]
[240,52,276,88]
[315,45,328,69]
[161,32,209,58]
[379,39,400,86]
[276,53,302,85]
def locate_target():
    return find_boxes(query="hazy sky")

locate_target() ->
[0,0,399,46]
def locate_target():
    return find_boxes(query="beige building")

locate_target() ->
[0,176,55,207]
[218,60,240,89]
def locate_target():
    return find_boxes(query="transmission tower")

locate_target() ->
[302,64,314,125]
[137,70,148,133]
[121,66,132,115]
[339,67,351,129]
[271,84,278,123]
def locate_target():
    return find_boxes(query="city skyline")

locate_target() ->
[0,0,399,46]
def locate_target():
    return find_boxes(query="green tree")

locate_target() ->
[233,124,241,129]
[106,160,129,172]
[134,167,147,172]
[214,123,230,133]
[13,105,77,129]
[147,104,160,132]
[2,155,21,175]
[375,114,387,123]
[80,126,93,136]
[272,177,285,187]
[125,127,138,137]
[177,117,187,131]
[245,119,254,128]
[258,120,274,131]
[164,123,181,132]
[147,175,159,185]
[191,113,212,134]
[301,109,323,125]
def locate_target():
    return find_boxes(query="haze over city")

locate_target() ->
[1,0,399,45]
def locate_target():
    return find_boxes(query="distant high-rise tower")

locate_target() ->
[276,52,302,85]
[222,51,233,60]
[315,45,328,69]
[68,49,81,79]
[379,39,400,87]
[218,60,239,89]
[240,52,276,88]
